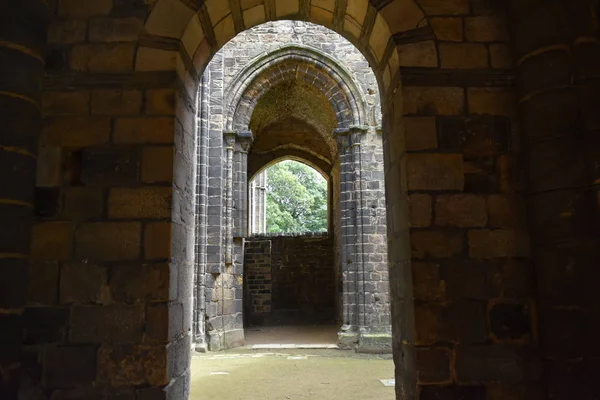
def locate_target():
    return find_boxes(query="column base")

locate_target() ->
[357,333,392,354]
[337,327,392,354]
[207,329,246,351]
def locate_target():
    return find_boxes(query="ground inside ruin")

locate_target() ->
[190,348,394,400]
[190,325,394,399]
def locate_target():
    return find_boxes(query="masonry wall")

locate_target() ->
[26,2,196,397]
[244,234,336,326]
[0,1,594,399]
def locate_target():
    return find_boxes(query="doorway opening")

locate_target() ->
[251,160,328,235]
[245,160,335,346]
[193,20,390,352]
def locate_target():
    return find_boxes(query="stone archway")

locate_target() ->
[8,1,569,399]
[193,21,391,353]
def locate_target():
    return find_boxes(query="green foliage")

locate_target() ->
[264,160,328,233]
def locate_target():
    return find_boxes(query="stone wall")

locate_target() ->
[244,234,336,325]
[244,239,272,324]
[0,1,595,399]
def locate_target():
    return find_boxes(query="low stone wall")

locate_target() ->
[244,234,335,326]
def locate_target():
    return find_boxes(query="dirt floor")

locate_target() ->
[190,348,395,400]
[244,324,339,346]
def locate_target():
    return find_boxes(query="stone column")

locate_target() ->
[194,73,210,351]
[260,172,267,232]
[233,132,253,238]
[0,2,48,397]
[336,126,392,353]
[511,1,600,397]
[223,132,236,265]
[250,171,267,234]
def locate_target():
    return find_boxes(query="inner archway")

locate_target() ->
[192,20,391,354]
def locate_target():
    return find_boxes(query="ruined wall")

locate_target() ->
[244,239,272,325]
[0,1,592,399]
[27,1,195,398]
[244,234,335,325]
[382,3,540,397]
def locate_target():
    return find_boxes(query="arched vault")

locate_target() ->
[224,45,372,132]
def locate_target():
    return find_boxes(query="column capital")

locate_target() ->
[236,130,254,153]
[223,131,237,148]
[224,130,254,151]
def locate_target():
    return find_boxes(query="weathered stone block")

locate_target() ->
[111,264,171,303]
[490,44,514,69]
[142,146,174,183]
[70,44,135,72]
[42,91,90,116]
[48,21,87,44]
[412,262,444,301]
[167,334,191,379]
[487,194,519,228]
[36,146,63,187]
[420,386,487,400]
[114,117,175,144]
[62,187,104,220]
[441,301,488,344]
[81,147,140,186]
[89,17,143,42]
[490,303,531,340]
[404,117,437,151]
[35,187,60,218]
[97,345,168,387]
[23,307,69,344]
[440,43,489,69]
[411,230,464,259]
[415,304,440,345]
[429,17,463,41]
[27,262,59,305]
[486,383,545,400]
[145,222,172,260]
[409,193,432,227]
[465,16,509,42]
[435,195,488,227]
[145,302,183,343]
[42,117,111,148]
[42,346,96,388]
[91,89,142,115]
[75,222,141,261]
[397,41,438,67]
[108,187,172,219]
[437,117,510,157]
[0,204,31,255]
[468,229,521,259]
[403,87,465,116]
[31,222,74,261]
[417,347,451,384]
[146,88,176,115]
[59,0,113,18]
[70,305,144,344]
[455,345,537,383]
[418,0,469,15]
[468,88,515,116]
[407,154,464,191]
[60,263,107,304]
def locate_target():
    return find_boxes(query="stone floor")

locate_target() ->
[190,348,395,400]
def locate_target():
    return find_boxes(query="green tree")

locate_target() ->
[265,160,328,233]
